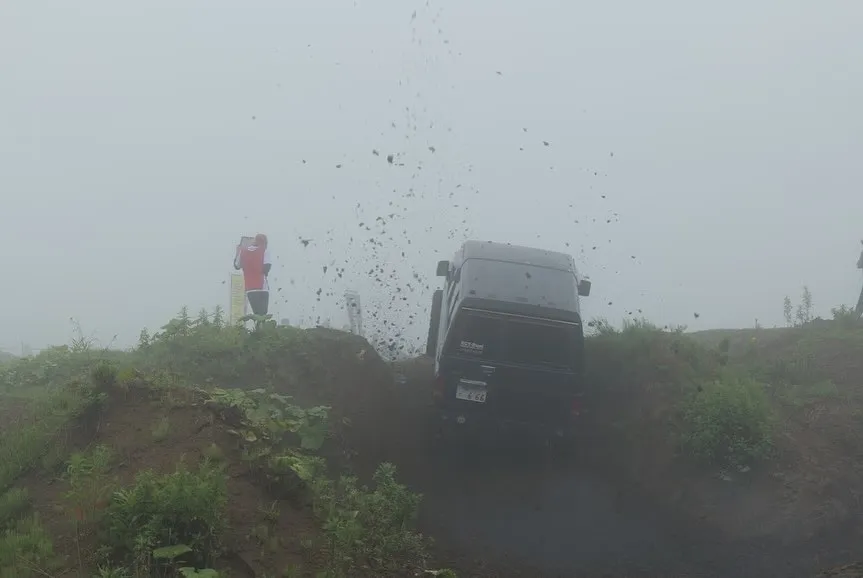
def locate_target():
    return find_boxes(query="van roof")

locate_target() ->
[459,240,575,272]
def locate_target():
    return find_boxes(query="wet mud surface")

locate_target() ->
[378,359,859,578]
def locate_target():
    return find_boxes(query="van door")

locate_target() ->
[439,308,581,426]
[439,310,502,410]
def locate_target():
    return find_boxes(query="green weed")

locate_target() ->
[831,304,860,328]
[586,318,722,394]
[134,308,318,391]
[0,489,30,530]
[178,568,221,577]
[102,461,227,572]
[679,375,775,467]
[0,343,127,394]
[205,387,330,452]
[0,383,103,493]
[91,361,118,391]
[202,443,224,463]
[93,566,132,578]
[66,444,114,523]
[783,286,815,327]
[0,514,56,576]
[311,462,429,577]
[152,417,171,443]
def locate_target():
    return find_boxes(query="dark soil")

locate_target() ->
[381,335,863,578]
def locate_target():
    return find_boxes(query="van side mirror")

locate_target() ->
[436,260,450,277]
[578,278,592,297]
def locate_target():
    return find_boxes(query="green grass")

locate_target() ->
[310,462,430,577]
[0,489,30,531]
[587,319,776,467]
[151,417,171,443]
[586,311,863,469]
[0,514,57,576]
[0,383,105,494]
[102,462,228,574]
[678,375,775,467]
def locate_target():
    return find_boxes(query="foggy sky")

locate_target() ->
[1,1,862,352]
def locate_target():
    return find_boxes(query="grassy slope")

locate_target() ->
[0,313,449,578]
[586,318,863,553]
[2,309,863,577]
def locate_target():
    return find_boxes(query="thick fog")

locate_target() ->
[1,1,861,352]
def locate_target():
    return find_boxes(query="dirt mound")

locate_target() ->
[684,324,863,546]
[133,322,414,485]
[2,326,440,577]
[143,324,403,479]
[577,324,863,576]
[21,385,317,576]
[273,328,404,477]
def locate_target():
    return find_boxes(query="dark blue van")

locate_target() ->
[425,240,592,441]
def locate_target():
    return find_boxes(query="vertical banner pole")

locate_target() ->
[229,273,246,325]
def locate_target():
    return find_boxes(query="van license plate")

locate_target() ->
[456,379,487,403]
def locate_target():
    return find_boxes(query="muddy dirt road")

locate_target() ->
[382,360,851,578]
[405,443,706,577]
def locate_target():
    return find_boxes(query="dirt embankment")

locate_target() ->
[383,322,863,578]
[680,324,863,544]
[10,329,409,577]
[21,385,318,576]
[9,322,863,577]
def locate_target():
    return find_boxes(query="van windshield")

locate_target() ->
[448,310,574,368]
[461,258,577,310]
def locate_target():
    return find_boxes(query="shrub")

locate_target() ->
[783,296,793,327]
[91,361,118,390]
[831,304,860,329]
[311,462,429,577]
[679,375,774,468]
[102,461,227,572]
[134,309,322,389]
[65,444,114,523]
[586,318,721,394]
[796,286,814,326]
